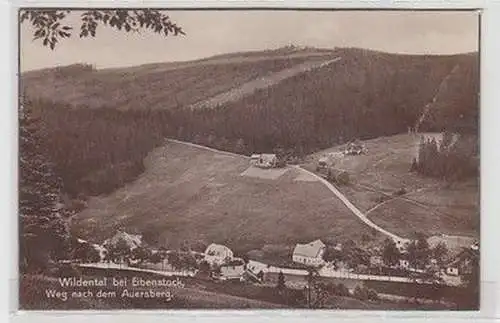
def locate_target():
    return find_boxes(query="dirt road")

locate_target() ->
[294,166,410,244]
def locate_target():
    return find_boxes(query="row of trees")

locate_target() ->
[72,238,202,273]
[320,235,449,276]
[323,239,371,269]
[412,132,479,181]
[382,235,449,270]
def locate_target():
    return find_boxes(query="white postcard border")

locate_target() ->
[2,1,499,322]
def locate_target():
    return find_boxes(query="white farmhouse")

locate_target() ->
[103,230,142,251]
[292,239,326,267]
[250,153,278,169]
[204,243,234,266]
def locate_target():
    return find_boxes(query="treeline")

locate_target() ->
[411,132,479,181]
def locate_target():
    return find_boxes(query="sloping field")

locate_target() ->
[304,134,479,240]
[72,141,380,253]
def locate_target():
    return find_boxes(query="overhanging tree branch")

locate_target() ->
[20,9,185,50]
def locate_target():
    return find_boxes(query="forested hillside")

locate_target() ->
[167,49,479,155]
[30,100,167,197]
[22,48,479,201]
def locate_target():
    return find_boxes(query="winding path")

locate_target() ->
[293,166,410,244]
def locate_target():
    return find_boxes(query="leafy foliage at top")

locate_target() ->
[20,9,184,49]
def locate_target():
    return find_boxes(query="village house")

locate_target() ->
[250,153,278,169]
[443,247,478,277]
[317,152,344,170]
[204,243,234,266]
[344,140,366,156]
[247,260,267,275]
[103,230,142,251]
[292,239,326,267]
[219,258,246,281]
[398,259,410,270]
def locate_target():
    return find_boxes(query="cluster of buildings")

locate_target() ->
[290,237,478,284]
[74,229,478,286]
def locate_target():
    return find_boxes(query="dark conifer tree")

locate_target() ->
[19,100,71,272]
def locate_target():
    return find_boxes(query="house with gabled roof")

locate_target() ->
[102,230,142,252]
[443,246,479,277]
[204,243,234,266]
[292,239,326,267]
[250,153,278,169]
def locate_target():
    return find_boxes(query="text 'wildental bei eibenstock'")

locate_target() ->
[44,276,186,302]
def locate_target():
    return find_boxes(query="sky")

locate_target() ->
[19,10,480,72]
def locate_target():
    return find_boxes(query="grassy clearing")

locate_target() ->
[303,134,479,240]
[72,141,379,254]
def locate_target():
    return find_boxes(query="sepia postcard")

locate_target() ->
[18,9,480,311]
